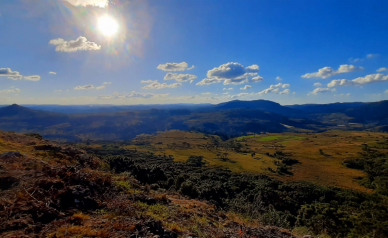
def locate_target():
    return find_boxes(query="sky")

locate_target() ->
[1,0,388,105]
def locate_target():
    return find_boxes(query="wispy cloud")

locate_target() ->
[0,87,20,93]
[103,82,112,85]
[302,64,364,79]
[276,76,282,81]
[141,80,182,89]
[75,84,95,90]
[0,68,40,81]
[313,82,322,87]
[308,87,336,95]
[49,71,57,75]
[349,53,380,63]
[240,85,252,90]
[223,88,233,91]
[377,67,388,72]
[49,37,101,52]
[257,83,290,95]
[23,75,41,81]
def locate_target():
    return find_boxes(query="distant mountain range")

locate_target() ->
[0,99,387,141]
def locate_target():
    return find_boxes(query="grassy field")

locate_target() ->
[121,130,388,192]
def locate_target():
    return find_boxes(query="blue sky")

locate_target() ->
[1,0,388,105]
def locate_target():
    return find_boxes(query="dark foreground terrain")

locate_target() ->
[1,130,388,237]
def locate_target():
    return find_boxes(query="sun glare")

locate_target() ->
[98,15,119,37]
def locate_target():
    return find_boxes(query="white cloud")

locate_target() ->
[0,87,20,93]
[196,62,262,85]
[367,53,379,58]
[309,87,336,95]
[313,82,322,87]
[103,82,112,85]
[251,75,264,82]
[257,83,290,95]
[201,92,211,95]
[347,93,351,96]
[49,36,101,52]
[23,75,41,81]
[0,68,23,80]
[302,64,364,79]
[276,76,282,81]
[240,85,252,90]
[141,80,182,89]
[385,90,388,94]
[49,71,57,75]
[327,73,388,87]
[164,73,197,83]
[96,85,105,90]
[377,67,388,72]
[231,93,249,99]
[75,84,95,90]
[64,0,108,7]
[187,65,195,70]
[157,62,189,71]
[223,88,233,91]
[0,68,40,81]
[279,89,290,95]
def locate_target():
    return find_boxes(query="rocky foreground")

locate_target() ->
[0,131,310,238]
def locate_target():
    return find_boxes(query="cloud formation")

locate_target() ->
[327,73,388,87]
[164,73,197,83]
[0,68,40,81]
[196,62,262,85]
[309,87,336,95]
[240,85,252,90]
[75,84,95,90]
[141,80,182,89]
[0,87,20,93]
[49,71,57,75]
[349,53,380,63]
[257,83,290,95]
[377,67,388,72]
[64,0,108,7]
[99,91,169,100]
[276,76,282,81]
[103,82,112,85]
[0,68,23,80]
[157,62,189,71]
[23,75,41,81]
[223,88,233,91]
[187,65,195,70]
[302,64,364,79]
[313,82,322,87]
[49,37,101,52]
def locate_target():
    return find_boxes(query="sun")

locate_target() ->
[98,15,119,36]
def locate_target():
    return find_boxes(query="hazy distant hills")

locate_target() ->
[0,99,388,141]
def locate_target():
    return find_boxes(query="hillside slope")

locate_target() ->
[0,130,302,238]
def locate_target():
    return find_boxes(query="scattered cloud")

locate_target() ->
[201,92,211,95]
[23,75,41,81]
[231,93,249,99]
[367,53,379,58]
[223,88,233,91]
[385,89,388,94]
[157,62,189,71]
[0,68,23,80]
[240,85,252,90]
[276,76,282,81]
[103,82,112,85]
[313,82,322,87]
[377,67,388,72]
[279,89,290,95]
[64,0,108,8]
[349,53,380,63]
[187,65,195,70]
[327,73,388,87]
[0,87,20,93]
[49,71,57,75]
[302,64,364,79]
[164,73,197,83]
[141,80,182,89]
[75,84,95,90]
[0,68,40,81]
[257,83,290,95]
[251,75,264,82]
[196,62,262,85]
[309,87,336,95]
[49,37,101,52]
[96,85,105,90]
